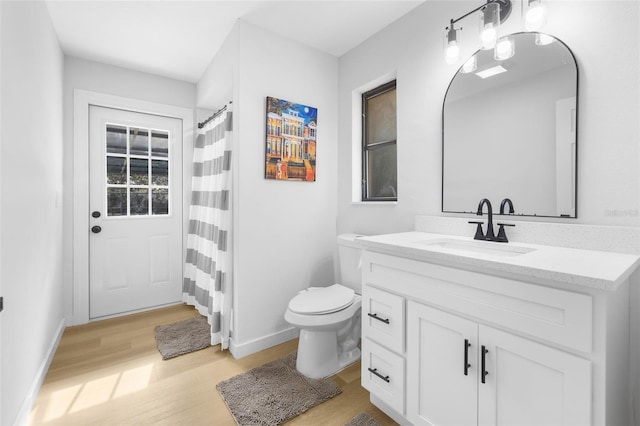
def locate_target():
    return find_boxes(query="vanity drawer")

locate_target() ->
[361,338,405,415]
[362,285,404,354]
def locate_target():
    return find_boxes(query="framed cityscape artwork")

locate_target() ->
[265,96,317,181]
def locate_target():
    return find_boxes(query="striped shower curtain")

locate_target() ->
[183,105,233,349]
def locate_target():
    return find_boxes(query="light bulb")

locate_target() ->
[525,0,547,31]
[480,26,497,50]
[444,26,461,65]
[445,44,460,65]
[461,56,477,73]
[494,36,515,60]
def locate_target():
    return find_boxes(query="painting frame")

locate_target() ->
[264,96,317,182]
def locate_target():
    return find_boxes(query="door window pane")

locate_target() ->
[130,188,149,215]
[107,188,127,216]
[106,125,127,154]
[129,127,149,156]
[104,123,170,217]
[151,160,168,186]
[106,156,127,184]
[151,131,169,157]
[152,188,169,215]
[129,158,149,185]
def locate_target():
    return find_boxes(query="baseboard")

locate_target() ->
[88,301,184,323]
[13,318,66,426]
[229,326,299,359]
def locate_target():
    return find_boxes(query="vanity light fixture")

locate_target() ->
[524,0,547,31]
[444,0,512,65]
[444,0,551,65]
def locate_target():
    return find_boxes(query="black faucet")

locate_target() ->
[468,198,516,242]
[469,198,495,241]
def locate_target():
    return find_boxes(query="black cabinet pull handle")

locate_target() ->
[481,346,489,384]
[367,313,390,324]
[464,339,471,376]
[368,367,390,383]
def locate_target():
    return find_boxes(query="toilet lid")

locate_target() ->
[288,284,355,315]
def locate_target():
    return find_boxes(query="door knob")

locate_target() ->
[92,211,101,218]
[91,225,102,234]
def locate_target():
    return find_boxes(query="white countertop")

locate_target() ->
[357,232,640,291]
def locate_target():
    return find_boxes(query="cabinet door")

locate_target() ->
[407,302,478,426]
[478,325,591,426]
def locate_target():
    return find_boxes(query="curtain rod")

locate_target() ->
[198,101,232,129]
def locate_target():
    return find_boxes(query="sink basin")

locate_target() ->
[417,238,536,257]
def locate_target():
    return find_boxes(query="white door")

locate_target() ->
[478,325,591,426]
[407,302,478,426]
[89,106,183,319]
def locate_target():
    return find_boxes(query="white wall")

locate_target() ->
[198,20,338,356]
[62,57,196,322]
[197,24,237,113]
[0,2,65,424]
[338,0,640,233]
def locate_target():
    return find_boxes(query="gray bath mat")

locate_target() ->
[154,315,211,360]
[345,412,382,426]
[216,352,342,425]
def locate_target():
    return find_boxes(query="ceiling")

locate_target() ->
[45,0,425,83]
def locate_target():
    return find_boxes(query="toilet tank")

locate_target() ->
[336,234,364,293]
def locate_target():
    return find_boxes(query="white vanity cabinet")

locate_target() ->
[359,246,634,426]
[407,302,591,426]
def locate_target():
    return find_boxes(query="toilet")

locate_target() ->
[284,234,363,379]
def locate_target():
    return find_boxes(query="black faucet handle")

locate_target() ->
[495,222,515,243]
[468,221,485,240]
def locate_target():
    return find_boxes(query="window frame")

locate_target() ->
[361,79,397,202]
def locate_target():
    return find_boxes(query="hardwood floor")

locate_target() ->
[29,304,397,425]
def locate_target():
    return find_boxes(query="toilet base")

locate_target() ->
[296,330,361,379]
[297,330,337,378]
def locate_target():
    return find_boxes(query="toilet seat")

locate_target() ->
[288,284,355,315]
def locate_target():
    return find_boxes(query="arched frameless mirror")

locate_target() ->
[442,32,578,218]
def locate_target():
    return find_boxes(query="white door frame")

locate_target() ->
[73,89,193,325]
